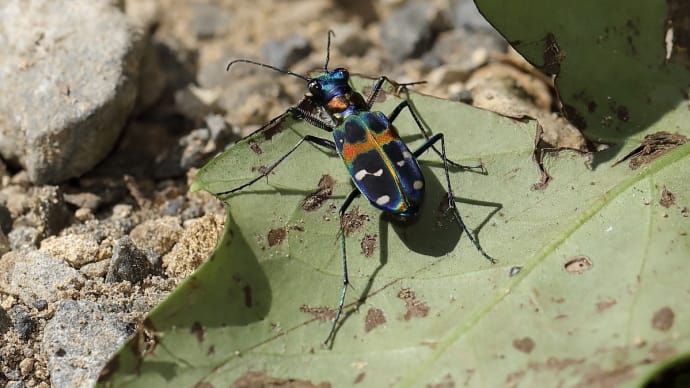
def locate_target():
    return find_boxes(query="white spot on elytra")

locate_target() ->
[396,160,405,167]
[355,168,383,180]
[402,151,412,159]
[376,195,390,205]
[413,180,423,190]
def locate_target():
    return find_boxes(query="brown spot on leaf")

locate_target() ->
[596,299,617,312]
[681,207,689,217]
[564,256,592,274]
[587,101,597,112]
[360,234,377,257]
[562,104,587,130]
[577,364,634,388]
[194,382,214,388]
[429,374,455,388]
[652,307,675,331]
[248,140,262,155]
[267,227,287,246]
[261,120,285,141]
[531,123,553,190]
[541,32,565,75]
[243,285,252,308]
[341,207,368,236]
[364,308,386,332]
[303,175,335,211]
[649,342,676,361]
[513,337,535,354]
[659,187,676,208]
[398,288,429,320]
[616,105,630,122]
[190,321,204,343]
[614,131,688,170]
[251,165,269,175]
[299,305,336,322]
[231,371,331,388]
[353,372,365,384]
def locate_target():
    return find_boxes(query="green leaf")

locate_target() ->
[100,70,689,386]
[475,0,690,158]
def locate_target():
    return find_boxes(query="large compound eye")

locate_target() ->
[308,80,322,96]
[335,68,349,79]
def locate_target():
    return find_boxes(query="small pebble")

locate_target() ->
[105,237,158,283]
[11,305,36,340]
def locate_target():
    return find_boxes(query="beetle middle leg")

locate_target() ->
[388,100,486,173]
[412,133,496,264]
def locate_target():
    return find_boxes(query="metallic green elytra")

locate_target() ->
[218,31,496,346]
[306,67,425,218]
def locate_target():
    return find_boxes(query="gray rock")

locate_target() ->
[422,29,507,71]
[449,0,499,31]
[0,0,145,184]
[0,250,84,305]
[105,236,158,283]
[5,381,24,388]
[0,305,11,335]
[192,2,231,39]
[129,216,182,257]
[42,299,130,387]
[32,299,48,311]
[332,23,371,57]
[25,186,71,239]
[0,228,9,256]
[180,202,203,221]
[10,305,35,340]
[9,186,71,249]
[78,259,110,279]
[7,226,39,252]
[62,192,102,211]
[0,202,11,233]
[380,2,448,62]
[154,115,233,178]
[132,39,168,114]
[260,34,312,69]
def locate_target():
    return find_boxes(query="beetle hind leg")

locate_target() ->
[413,133,496,264]
[324,188,361,346]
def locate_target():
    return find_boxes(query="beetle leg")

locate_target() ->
[365,76,426,109]
[324,188,360,346]
[214,135,336,197]
[388,101,485,172]
[413,133,496,264]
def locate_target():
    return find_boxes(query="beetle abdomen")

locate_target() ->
[334,111,424,216]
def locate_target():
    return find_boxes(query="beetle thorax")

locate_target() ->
[324,91,367,120]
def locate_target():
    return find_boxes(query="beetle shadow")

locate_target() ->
[389,165,500,257]
[337,165,501,338]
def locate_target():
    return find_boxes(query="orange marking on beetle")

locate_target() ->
[342,141,375,162]
[372,128,398,144]
[327,97,348,112]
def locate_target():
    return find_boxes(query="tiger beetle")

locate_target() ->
[218,31,496,345]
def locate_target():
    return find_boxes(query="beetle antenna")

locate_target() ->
[324,30,336,71]
[226,59,309,81]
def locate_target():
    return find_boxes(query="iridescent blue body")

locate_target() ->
[219,31,495,346]
[308,68,424,218]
